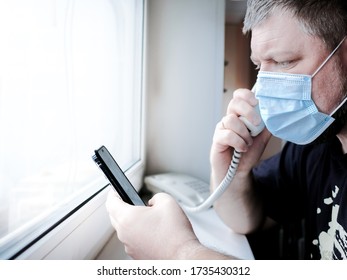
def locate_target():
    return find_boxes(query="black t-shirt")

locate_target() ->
[252,137,347,259]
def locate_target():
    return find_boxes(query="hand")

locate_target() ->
[210,88,271,179]
[105,190,201,259]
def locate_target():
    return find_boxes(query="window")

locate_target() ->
[0,0,144,259]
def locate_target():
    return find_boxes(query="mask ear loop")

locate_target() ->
[312,36,346,78]
[329,97,347,117]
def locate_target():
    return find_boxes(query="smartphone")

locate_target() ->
[92,145,146,206]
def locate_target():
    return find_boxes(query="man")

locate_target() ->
[106,0,347,259]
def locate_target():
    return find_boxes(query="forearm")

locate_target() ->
[175,239,237,260]
[210,168,264,234]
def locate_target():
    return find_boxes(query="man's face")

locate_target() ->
[250,9,346,117]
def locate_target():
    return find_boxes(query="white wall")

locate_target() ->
[145,0,225,183]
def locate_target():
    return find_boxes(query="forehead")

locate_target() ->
[250,10,326,61]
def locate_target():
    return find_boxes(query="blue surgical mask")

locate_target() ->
[255,37,347,145]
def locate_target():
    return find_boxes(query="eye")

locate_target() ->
[276,60,294,69]
[278,61,289,67]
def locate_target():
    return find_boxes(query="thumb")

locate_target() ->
[148,192,174,206]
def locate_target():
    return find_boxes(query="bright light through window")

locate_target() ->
[0,0,144,254]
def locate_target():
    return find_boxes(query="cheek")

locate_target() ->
[312,79,333,113]
[312,61,345,114]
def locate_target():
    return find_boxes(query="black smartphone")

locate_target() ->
[92,145,146,206]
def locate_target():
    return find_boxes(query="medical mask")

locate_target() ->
[255,37,347,145]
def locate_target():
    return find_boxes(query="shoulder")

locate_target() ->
[253,138,333,182]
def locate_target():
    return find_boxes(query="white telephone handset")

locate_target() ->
[146,103,265,213]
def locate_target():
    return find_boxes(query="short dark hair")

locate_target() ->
[243,0,347,50]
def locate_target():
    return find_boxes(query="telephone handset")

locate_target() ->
[239,106,264,136]
[148,104,265,213]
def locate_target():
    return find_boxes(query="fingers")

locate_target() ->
[106,189,139,229]
[222,114,253,152]
[227,88,262,126]
[216,88,264,152]
[105,189,124,213]
[105,190,123,228]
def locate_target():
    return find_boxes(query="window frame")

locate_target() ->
[0,0,146,260]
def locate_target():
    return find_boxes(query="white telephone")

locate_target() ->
[144,173,210,207]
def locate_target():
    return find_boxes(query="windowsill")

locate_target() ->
[96,232,131,260]
[1,157,145,260]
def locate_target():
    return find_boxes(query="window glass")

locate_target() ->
[0,0,143,252]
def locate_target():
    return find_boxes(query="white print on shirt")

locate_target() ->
[312,185,347,259]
